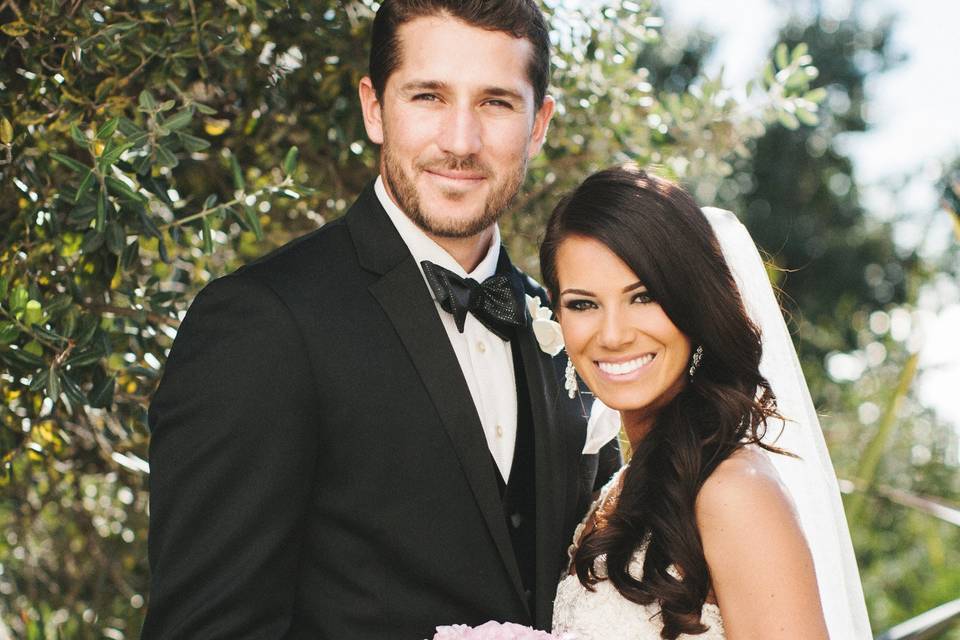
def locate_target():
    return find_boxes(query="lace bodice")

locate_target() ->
[552,468,726,640]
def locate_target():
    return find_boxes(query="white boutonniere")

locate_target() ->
[525,294,564,356]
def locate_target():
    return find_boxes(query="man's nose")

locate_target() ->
[437,104,482,158]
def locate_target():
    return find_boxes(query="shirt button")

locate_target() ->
[496,424,504,437]
[477,341,487,353]
[511,513,523,529]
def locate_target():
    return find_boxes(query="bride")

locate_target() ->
[541,165,871,639]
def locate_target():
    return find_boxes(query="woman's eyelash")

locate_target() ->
[633,291,655,304]
[563,299,595,311]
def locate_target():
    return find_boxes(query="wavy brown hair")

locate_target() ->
[540,165,787,639]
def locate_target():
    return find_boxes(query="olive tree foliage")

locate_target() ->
[0,0,820,635]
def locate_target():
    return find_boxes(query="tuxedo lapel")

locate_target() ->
[347,185,529,611]
[513,306,568,626]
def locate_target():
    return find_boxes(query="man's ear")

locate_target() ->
[527,94,556,160]
[359,77,384,145]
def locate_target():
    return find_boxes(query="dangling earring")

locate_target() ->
[688,345,704,378]
[564,356,578,399]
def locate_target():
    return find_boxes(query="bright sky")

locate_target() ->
[662,0,960,433]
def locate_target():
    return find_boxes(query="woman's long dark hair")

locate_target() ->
[540,165,785,639]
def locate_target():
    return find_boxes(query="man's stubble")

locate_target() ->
[381,131,529,239]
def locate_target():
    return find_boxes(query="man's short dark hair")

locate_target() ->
[369,0,551,107]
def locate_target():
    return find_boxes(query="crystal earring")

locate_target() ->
[564,356,578,399]
[688,345,704,378]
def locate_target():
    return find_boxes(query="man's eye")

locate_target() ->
[485,99,513,109]
[563,299,596,312]
[412,93,439,102]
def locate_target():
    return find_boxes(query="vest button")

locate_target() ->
[510,513,523,528]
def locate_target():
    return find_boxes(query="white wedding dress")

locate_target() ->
[552,469,726,640]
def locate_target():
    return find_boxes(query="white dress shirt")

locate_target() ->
[375,176,518,481]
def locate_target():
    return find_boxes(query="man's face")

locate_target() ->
[360,15,554,239]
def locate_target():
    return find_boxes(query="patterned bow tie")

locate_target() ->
[421,260,527,341]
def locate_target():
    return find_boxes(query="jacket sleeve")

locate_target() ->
[141,273,321,639]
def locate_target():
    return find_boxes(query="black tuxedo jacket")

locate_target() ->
[143,183,619,639]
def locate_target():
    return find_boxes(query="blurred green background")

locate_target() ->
[1,0,957,637]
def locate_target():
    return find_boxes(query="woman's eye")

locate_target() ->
[563,299,596,312]
[633,291,655,304]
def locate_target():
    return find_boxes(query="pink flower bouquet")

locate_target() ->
[431,621,576,639]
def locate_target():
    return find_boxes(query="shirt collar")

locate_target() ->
[374,175,501,282]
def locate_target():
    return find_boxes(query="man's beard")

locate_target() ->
[382,142,528,239]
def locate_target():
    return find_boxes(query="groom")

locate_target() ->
[143,1,618,638]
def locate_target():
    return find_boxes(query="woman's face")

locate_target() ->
[555,235,692,424]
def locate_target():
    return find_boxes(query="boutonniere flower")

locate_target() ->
[525,294,564,356]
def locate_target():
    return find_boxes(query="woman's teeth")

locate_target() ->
[597,354,655,375]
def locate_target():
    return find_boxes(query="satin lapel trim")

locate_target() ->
[369,257,528,610]
[515,320,567,624]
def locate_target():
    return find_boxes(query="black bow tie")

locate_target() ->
[421,259,527,341]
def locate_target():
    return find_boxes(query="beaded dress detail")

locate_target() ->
[552,468,726,640]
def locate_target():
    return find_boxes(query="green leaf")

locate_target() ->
[80,229,105,254]
[195,102,216,115]
[28,368,48,392]
[161,108,194,132]
[0,20,30,37]
[139,90,158,111]
[63,347,103,369]
[203,193,218,209]
[804,87,828,103]
[155,144,178,168]
[96,117,120,140]
[74,169,96,203]
[774,43,789,70]
[105,175,146,203]
[791,42,809,62]
[121,239,140,271]
[50,152,90,174]
[244,205,263,241]
[201,216,213,254]
[95,189,107,232]
[230,155,245,191]
[4,345,44,368]
[88,375,116,409]
[24,300,42,325]
[777,110,800,130]
[60,372,86,407]
[283,145,299,176]
[75,315,98,347]
[105,222,125,255]
[10,286,29,315]
[0,322,19,345]
[99,141,134,170]
[70,125,88,148]
[158,99,176,112]
[177,132,210,152]
[46,364,61,401]
[795,106,819,126]
[0,117,12,144]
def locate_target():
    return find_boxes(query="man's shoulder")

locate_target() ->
[513,264,549,306]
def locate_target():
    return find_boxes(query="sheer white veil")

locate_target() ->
[703,207,871,639]
[586,207,872,639]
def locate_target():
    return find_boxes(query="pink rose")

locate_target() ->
[431,620,576,639]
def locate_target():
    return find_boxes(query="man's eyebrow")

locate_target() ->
[483,86,525,102]
[398,80,449,93]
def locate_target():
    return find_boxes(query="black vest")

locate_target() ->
[491,341,537,616]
